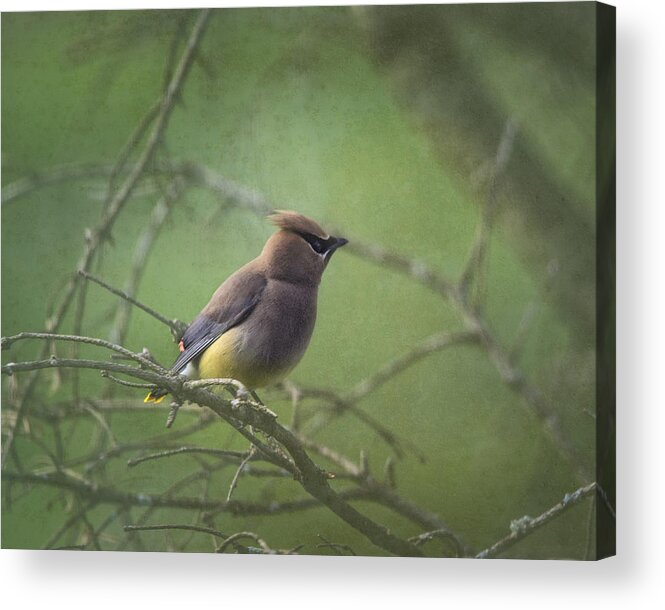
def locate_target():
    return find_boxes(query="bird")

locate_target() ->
[144,210,347,403]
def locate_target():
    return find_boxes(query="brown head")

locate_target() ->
[261,210,348,285]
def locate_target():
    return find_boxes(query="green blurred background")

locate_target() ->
[2,3,601,558]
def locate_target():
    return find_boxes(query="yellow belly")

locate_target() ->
[196,328,283,389]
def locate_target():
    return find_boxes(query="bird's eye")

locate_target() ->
[300,232,327,254]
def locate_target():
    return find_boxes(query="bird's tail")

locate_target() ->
[144,389,169,404]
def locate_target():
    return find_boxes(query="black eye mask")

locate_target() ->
[298,232,336,255]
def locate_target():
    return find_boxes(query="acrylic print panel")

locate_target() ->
[1,2,615,559]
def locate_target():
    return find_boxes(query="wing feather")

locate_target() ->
[170,266,266,373]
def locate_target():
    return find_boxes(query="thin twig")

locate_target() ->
[43,500,98,550]
[127,446,250,468]
[79,417,216,471]
[124,523,229,539]
[1,163,117,205]
[458,117,519,301]
[105,101,161,198]
[298,435,471,554]
[509,258,560,363]
[226,446,256,502]
[304,330,479,454]
[215,531,272,554]
[100,371,155,389]
[2,332,168,375]
[345,331,480,403]
[409,528,463,558]
[110,179,185,345]
[317,534,356,556]
[79,270,184,337]
[3,469,371,518]
[475,482,598,559]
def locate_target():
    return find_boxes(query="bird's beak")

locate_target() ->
[332,237,348,250]
[324,236,348,264]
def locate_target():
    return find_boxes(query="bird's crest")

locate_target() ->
[268,210,329,239]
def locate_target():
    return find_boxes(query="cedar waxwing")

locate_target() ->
[145,211,347,403]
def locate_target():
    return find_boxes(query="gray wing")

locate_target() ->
[170,266,266,373]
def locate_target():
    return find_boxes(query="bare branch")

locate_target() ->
[298,435,471,555]
[509,258,560,363]
[0,162,185,206]
[226,446,256,502]
[317,534,357,556]
[345,330,480,403]
[215,531,271,553]
[1,10,213,467]
[1,163,117,205]
[3,50,596,558]
[179,161,274,216]
[44,500,98,550]
[169,161,589,482]
[2,332,168,375]
[127,446,250,468]
[109,179,186,344]
[2,338,426,556]
[79,270,185,337]
[124,523,229,539]
[409,528,463,558]
[458,117,519,300]
[303,330,479,456]
[475,482,598,559]
[5,155,587,484]
[100,371,155,389]
[214,531,302,555]
[105,101,161,198]
[3,469,367,517]
[78,417,217,472]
